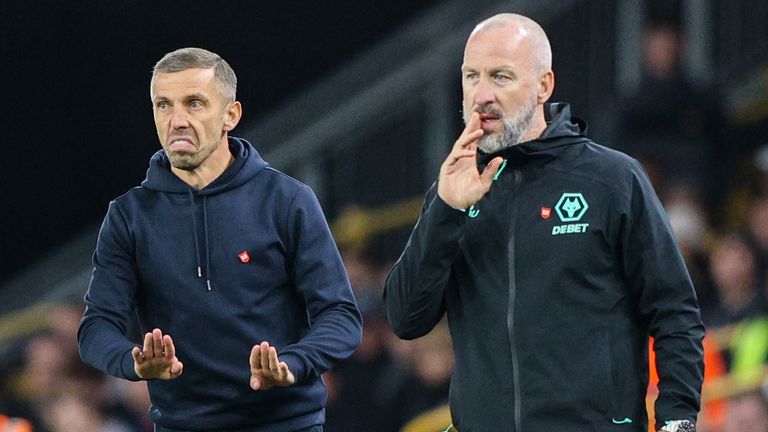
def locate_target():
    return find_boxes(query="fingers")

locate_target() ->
[480,157,505,186]
[250,375,262,391]
[131,346,144,365]
[249,342,273,372]
[466,110,482,132]
[278,362,295,385]
[170,360,184,377]
[268,347,279,373]
[260,342,270,371]
[249,344,260,370]
[453,129,483,152]
[152,328,164,357]
[163,334,176,360]
[445,148,477,168]
[452,112,483,152]
[142,331,153,357]
[139,329,175,359]
[249,341,292,390]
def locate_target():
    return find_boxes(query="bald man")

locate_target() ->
[384,13,704,432]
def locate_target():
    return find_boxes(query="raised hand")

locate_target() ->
[249,341,295,391]
[437,111,504,210]
[131,328,184,380]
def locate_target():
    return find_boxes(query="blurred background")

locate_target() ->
[1,0,768,430]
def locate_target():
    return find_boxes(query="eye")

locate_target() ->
[156,101,170,110]
[189,100,204,109]
[464,72,478,80]
[493,73,511,82]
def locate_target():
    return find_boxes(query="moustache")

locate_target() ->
[474,105,504,118]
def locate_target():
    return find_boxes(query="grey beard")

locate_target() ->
[468,97,538,154]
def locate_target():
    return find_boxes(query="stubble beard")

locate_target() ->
[464,93,539,154]
[165,133,218,172]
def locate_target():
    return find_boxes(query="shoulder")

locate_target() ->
[261,166,309,190]
[556,140,649,201]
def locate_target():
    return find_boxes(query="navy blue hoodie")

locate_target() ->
[78,137,362,431]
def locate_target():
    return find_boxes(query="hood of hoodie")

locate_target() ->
[141,136,268,195]
[479,102,589,165]
[139,136,268,290]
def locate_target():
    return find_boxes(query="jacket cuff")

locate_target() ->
[432,196,469,221]
[121,348,141,381]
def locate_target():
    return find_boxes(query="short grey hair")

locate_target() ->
[151,47,237,102]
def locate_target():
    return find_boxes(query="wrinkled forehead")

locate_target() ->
[151,67,217,98]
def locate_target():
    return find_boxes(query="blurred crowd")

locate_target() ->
[2,15,768,432]
[0,306,153,432]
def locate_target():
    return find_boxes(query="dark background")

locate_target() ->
[0,1,443,282]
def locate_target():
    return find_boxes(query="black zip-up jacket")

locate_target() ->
[384,103,704,432]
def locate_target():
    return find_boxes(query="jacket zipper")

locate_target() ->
[507,169,522,432]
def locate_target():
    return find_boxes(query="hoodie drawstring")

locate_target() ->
[202,195,211,290]
[189,190,212,290]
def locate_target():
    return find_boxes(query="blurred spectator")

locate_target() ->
[707,233,766,329]
[393,321,453,428]
[0,413,33,432]
[747,197,768,280]
[325,302,407,432]
[615,20,723,205]
[41,393,131,432]
[729,317,768,385]
[10,334,74,408]
[109,381,153,432]
[664,184,717,316]
[0,371,38,431]
[723,391,768,432]
[46,305,83,362]
[341,248,384,313]
[723,145,768,230]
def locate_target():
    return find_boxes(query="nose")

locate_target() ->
[169,106,190,130]
[472,77,496,108]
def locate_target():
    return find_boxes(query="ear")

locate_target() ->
[223,101,242,132]
[537,70,555,104]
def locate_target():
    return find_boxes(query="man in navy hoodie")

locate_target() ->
[78,47,362,432]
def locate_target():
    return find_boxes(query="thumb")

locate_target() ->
[170,361,184,377]
[131,346,144,365]
[250,375,262,391]
[480,157,505,185]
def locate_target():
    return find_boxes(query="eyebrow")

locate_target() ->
[152,92,211,103]
[184,93,210,102]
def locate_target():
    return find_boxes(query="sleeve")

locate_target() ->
[277,185,363,384]
[383,184,466,340]
[620,162,705,428]
[77,200,141,381]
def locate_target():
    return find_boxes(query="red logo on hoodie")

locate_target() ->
[541,207,552,219]
[238,251,250,263]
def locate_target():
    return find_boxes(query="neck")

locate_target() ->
[172,136,234,190]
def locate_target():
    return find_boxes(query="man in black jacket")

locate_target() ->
[384,13,704,432]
